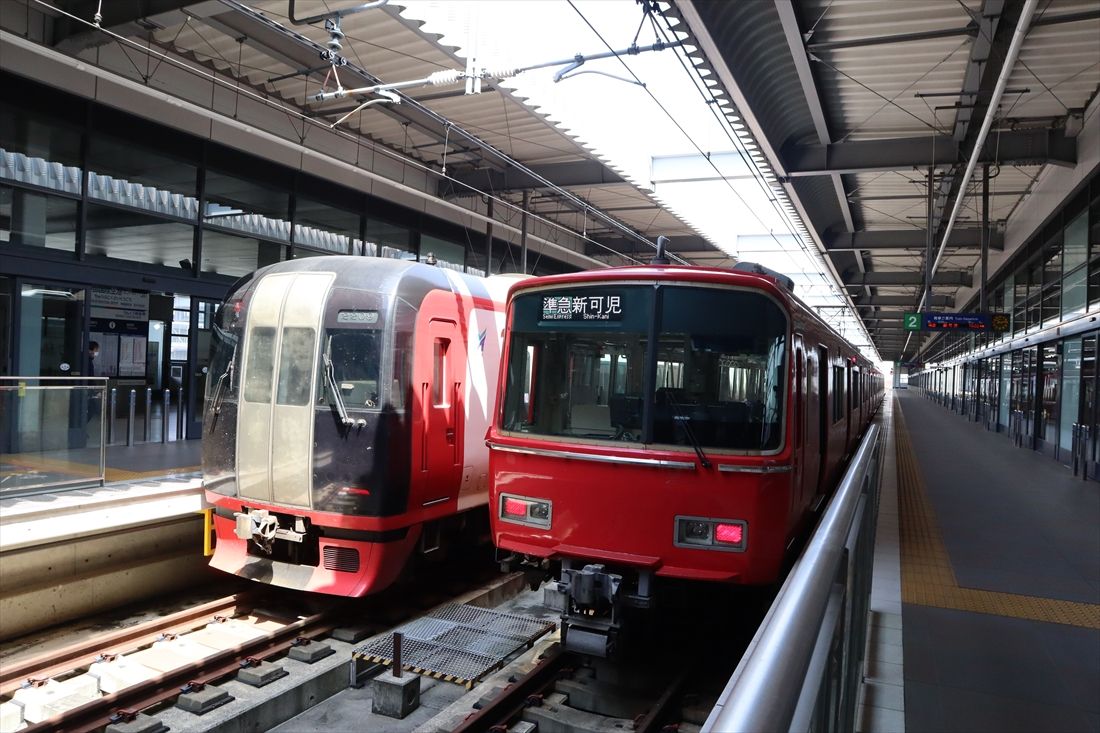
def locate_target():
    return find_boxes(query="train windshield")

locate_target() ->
[502,283,787,452]
[318,329,383,409]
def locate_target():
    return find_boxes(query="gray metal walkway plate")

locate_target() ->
[352,603,555,688]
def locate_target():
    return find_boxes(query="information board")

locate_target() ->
[902,312,1009,333]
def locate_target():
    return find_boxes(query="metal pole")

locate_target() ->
[107,387,117,444]
[981,164,990,313]
[392,632,403,678]
[177,385,185,441]
[484,197,494,275]
[126,389,136,447]
[924,166,934,315]
[162,389,171,444]
[144,387,152,442]
[520,189,530,274]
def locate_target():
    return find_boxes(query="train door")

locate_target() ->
[791,336,806,515]
[1079,335,1098,477]
[237,272,332,507]
[816,345,829,495]
[416,316,466,505]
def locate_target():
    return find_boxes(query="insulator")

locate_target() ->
[482,67,520,79]
[427,69,464,86]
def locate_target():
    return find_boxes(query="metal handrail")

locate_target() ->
[704,419,883,732]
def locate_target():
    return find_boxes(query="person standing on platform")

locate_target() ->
[86,341,102,435]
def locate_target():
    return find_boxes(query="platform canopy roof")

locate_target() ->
[48,0,717,268]
[672,0,1100,361]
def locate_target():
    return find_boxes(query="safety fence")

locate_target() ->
[704,419,884,732]
[0,376,191,495]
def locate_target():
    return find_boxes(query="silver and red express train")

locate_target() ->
[486,263,883,653]
[201,257,514,596]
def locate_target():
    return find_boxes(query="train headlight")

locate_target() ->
[499,493,552,529]
[674,516,747,552]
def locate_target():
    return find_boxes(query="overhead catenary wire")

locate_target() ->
[27,0,673,269]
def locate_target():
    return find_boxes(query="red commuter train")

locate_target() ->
[486,260,882,654]
[201,257,515,596]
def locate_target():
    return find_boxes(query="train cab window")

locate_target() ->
[319,329,382,409]
[502,286,652,442]
[243,327,275,403]
[433,338,449,406]
[276,327,316,406]
[654,286,787,452]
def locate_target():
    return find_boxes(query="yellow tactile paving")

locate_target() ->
[895,397,1100,630]
[3,452,199,482]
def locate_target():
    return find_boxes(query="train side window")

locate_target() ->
[276,327,316,406]
[433,338,449,406]
[832,365,845,422]
[243,326,275,403]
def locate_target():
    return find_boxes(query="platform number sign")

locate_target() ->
[903,312,921,332]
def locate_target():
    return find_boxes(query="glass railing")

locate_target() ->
[0,377,108,495]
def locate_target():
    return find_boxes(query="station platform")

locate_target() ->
[864,391,1100,732]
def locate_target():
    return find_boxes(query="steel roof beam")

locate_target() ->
[51,0,208,52]
[440,160,625,196]
[826,229,1003,251]
[857,295,954,307]
[783,128,1076,176]
[845,271,972,287]
[806,8,1100,52]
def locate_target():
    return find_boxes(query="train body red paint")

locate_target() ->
[201,257,517,596]
[486,264,882,652]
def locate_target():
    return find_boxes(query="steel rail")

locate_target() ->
[0,594,249,696]
[22,610,337,733]
[451,645,569,733]
[703,421,882,731]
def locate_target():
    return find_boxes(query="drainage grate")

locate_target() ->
[352,603,555,688]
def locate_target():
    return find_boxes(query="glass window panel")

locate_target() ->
[0,185,77,252]
[656,286,787,451]
[1060,338,1081,453]
[201,229,286,278]
[0,106,82,194]
[244,326,275,403]
[84,204,195,268]
[204,169,290,242]
[365,219,410,259]
[503,286,653,442]
[1064,212,1088,318]
[433,338,448,406]
[276,327,315,406]
[294,196,359,255]
[320,329,382,409]
[421,234,465,271]
[87,136,197,220]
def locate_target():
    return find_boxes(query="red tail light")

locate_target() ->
[503,497,528,517]
[715,523,743,545]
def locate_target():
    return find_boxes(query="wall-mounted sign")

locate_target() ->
[902,312,1009,333]
[541,294,623,321]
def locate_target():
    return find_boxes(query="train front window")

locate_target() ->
[654,286,787,452]
[502,283,787,452]
[503,286,653,442]
[319,329,383,409]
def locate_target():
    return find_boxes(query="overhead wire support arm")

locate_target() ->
[288,0,390,26]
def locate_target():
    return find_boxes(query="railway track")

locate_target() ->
[0,553,515,733]
[451,644,704,733]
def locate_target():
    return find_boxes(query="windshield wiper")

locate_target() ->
[210,348,235,420]
[666,396,711,469]
[323,353,355,428]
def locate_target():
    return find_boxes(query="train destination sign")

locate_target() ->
[541,294,624,321]
[902,312,1010,333]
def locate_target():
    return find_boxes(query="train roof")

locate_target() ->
[508,264,880,372]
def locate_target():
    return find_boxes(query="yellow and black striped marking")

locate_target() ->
[896,399,1100,629]
[351,652,492,689]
